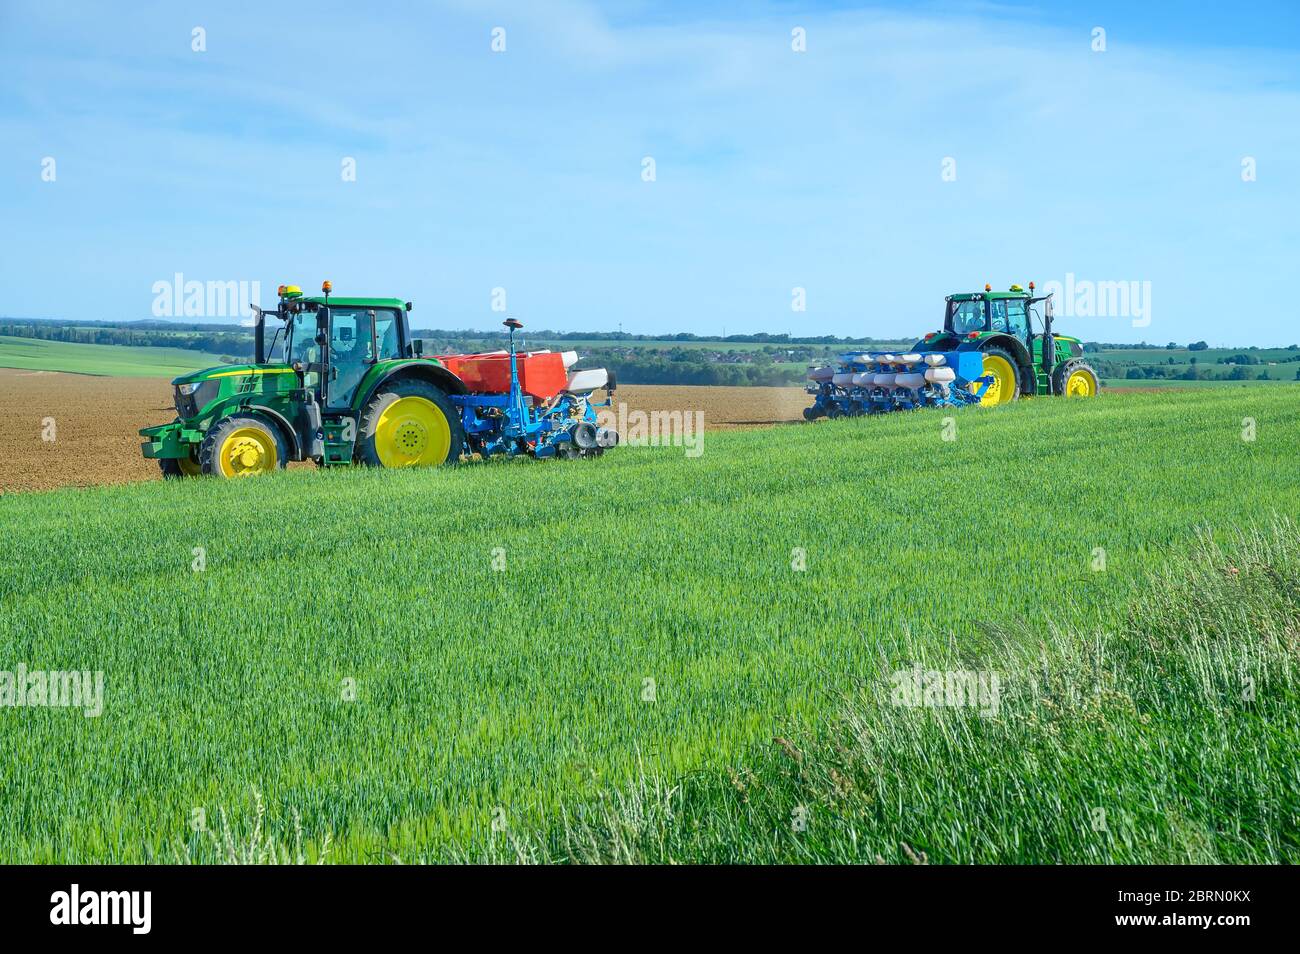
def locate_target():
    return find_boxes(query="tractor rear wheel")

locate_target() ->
[1053,359,1100,397]
[357,380,464,469]
[977,347,1021,406]
[199,416,287,478]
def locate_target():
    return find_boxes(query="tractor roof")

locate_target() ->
[947,290,1031,301]
[300,296,407,309]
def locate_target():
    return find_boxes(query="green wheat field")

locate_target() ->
[0,387,1297,862]
[0,337,231,377]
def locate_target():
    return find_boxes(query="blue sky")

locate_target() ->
[2,1,1298,344]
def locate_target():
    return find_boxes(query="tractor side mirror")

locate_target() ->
[413,339,424,356]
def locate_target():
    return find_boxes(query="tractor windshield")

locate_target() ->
[948,299,987,335]
[285,311,320,365]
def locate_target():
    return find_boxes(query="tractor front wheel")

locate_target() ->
[158,448,202,479]
[199,416,287,478]
[977,347,1021,406]
[1054,359,1100,397]
[357,380,464,469]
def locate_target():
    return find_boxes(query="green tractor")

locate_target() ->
[915,282,1100,405]
[141,282,465,477]
[804,283,1100,417]
[140,281,619,478]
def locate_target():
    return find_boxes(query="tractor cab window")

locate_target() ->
[330,312,367,359]
[280,309,323,387]
[374,312,400,360]
[990,300,1007,332]
[1005,300,1029,339]
[326,309,374,409]
[286,311,319,364]
[326,308,402,362]
[949,299,986,335]
[323,308,402,409]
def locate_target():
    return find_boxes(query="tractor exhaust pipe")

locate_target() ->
[1041,293,1056,393]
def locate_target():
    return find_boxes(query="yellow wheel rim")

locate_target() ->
[979,354,1018,406]
[178,452,203,477]
[1065,369,1097,397]
[218,427,277,477]
[375,396,451,468]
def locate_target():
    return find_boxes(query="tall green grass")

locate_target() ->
[0,387,1297,862]
[473,521,1298,863]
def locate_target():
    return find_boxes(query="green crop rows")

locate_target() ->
[0,337,232,377]
[1,387,1297,862]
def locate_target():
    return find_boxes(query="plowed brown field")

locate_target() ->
[0,369,810,493]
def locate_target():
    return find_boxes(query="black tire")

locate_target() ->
[978,345,1023,404]
[199,415,288,478]
[356,379,464,468]
[1052,359,1101,397]
[158,448,202,479]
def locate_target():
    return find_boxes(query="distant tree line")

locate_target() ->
[412,328,904,347]
[5,317,1298,388]
[1084,340,1298,353]
[574,348,805,387]
[1087,358,1288,382]
[0,322,253,358]
[0,316,248,332]
[1213,352,1300,366]
[1122,365,1273,382]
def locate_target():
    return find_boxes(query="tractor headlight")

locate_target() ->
[173,381,206,419]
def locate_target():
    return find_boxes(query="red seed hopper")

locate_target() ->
[436,349,581,401]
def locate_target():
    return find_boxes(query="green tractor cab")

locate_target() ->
[915,283,1099,404]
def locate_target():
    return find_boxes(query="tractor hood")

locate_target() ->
[167,363,298,422]
[170,363,292,387]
